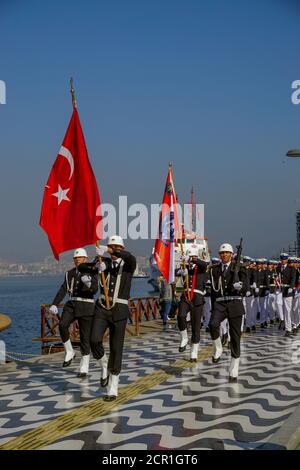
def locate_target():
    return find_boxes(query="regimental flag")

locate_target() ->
[40,107,101,259]
[153,167,180,283]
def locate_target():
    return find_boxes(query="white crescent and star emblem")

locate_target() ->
[46,145,74,205]
[52,185,70,205]
[58,146,74,180]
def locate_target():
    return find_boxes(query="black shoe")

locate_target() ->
[260,323,265,329]
[270,319,274,325]
[205,327,210,333]
[227,341,231,350]
[190,358,197,363]
[278,320,284,330]
[179,343,188,352]
[275,318,280,323]
[103,395,117,402]
[251,326,256,331]
[100,376,109,387]
[77,372,88,378]
[264,321,268,328]
[285,331,292,337]
[246,327,251,333]
[229,376,238,383]
[62,354,75,367]
[292,328,298,335]
[221,333,228,346]
[212,356,221,364]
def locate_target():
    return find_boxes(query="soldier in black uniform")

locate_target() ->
[203,258,220,332]
[267,260,278,326]
[280,254,296,337]
[176,246,207,362]
[209,243,248,382]
[256,259,270,328]
[49,248,98,377]
[79,235,136,401]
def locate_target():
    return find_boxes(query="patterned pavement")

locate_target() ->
[1,323,300,450]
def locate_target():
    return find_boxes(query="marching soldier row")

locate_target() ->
[175,246,300,382]
[50,239,300,396]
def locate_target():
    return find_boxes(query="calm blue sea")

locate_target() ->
[0,276,154,355]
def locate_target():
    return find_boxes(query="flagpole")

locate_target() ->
[169,163,190,301]
[70,77,76,108]
[69,78,110,309]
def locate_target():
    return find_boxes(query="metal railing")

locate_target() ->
[37,297,160,354]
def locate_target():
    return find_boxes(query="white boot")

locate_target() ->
[179,329,188,352]
[212,337,222,363]
[104,374,119,401]
[229,357,240,382]
[78,354,90,377]
[190,343,199,362]
[99,353,108,387]
[63,339,75,366]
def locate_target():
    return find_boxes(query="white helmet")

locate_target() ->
[186,246,199,257]
[219,243,233,254]
[107,235,124,248]
[73,248,88,258]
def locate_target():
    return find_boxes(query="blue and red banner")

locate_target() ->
[153,167,179,283]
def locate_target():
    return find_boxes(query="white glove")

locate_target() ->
[245,291,251,297]
[96,245,107,257]
[233,281,243,291]
[181,268,188,276]
[255,288,259,294]
[49,305,58,314]
[180,254,189,262]
[251,282,257,289]
[288,288,293,294]
[96,261,107,273]
[81,274,92,288]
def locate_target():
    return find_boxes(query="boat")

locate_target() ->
[133,264,149,279]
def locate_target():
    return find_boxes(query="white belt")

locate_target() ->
[100,295,129,305]
[282,284,291,288]
[216,296,242,302]
[193,289,206,295]
[70,297,95,303]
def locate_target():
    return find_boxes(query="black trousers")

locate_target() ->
[209,301,243,358]
[90,305,127,375]
[177,299,204,344]
[59,303,93,356]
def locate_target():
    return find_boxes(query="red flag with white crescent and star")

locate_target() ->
[39,107,102,259]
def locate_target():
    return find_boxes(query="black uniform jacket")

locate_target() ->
[79,248,136,321]
[52,267,98,317]
[256,270,270,297]
[176,259,207,306]
[210,263,250,317]
[280,265,296,298]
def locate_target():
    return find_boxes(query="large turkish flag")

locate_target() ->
[40,107,101,259]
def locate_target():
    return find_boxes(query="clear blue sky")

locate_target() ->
[0,0,300,262]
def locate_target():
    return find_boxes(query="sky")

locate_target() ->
[0,0,300,262]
